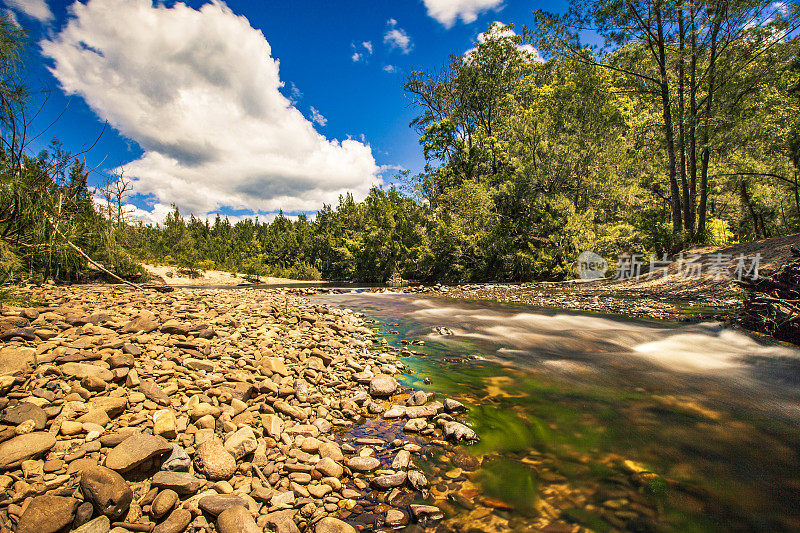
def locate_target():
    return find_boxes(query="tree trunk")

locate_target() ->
[698,8,722,238]
[678,3,690,233]
[688,0,698,236]
[656,3,683,234]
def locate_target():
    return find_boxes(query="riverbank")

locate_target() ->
[0,285,473,533]
[141,263,323,287]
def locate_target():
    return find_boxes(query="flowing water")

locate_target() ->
[312,292,800,532]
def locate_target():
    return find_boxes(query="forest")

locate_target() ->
[2,0,799,283]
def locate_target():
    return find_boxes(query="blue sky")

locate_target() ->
[6,0,567,222]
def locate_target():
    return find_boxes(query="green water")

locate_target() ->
[314,293,800,532]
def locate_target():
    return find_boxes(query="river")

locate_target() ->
[311,291,800,532]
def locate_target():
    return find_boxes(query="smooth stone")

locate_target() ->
[105,433,171,472]
[195,438,237,481]
[152,508,192,533]
[403,418,427,432]
[346,456,380,473]
[314,517,357,533]
[151,471,203,495]
[410,504,444,522]
[442,421,479,443]
[371,471,407,490]
[224,425,257,460]
[385,509,408,527]
[153,409,177,440]
[368,374,398,397]
[79,464,133,520]
[161,444,191,472]
[407,470,428,490]
[392,450,411,470]
[443,398,466,412]
[15,495,78,533]
[261,414,283,439]
[216,505,260,533]
[199,494,249,516]
[151,489,178,519]
[315,457,343,478]
[59,362,113,382]
[0,402,47,429]
[0,432,56,469]
[72,516,111,533]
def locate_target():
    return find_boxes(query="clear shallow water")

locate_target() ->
[313,293,800,532]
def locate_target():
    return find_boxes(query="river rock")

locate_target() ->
[406,390,427,406]
[151,488,178,519]
[407,469,428,490]
[444,398,466,412]
[315,457,343,478]
[121,311,159,334]
[0,431,55,469]
[59,362,113,382]
[79,464,133,520]
[346,456,380,472]
[368,374,398,397]
[260,357,289,376]
[195,437,237,480]
[161,443,191,472]
[151,471,203,495]
[216,505,260,533]
[224,425,257,459]
[72,516,111,533]
[0,402,47,429]
[261,414,283,439]
[153,508,192,533]
[392,450,410,470]
[105,433,171,472]
[385,509,408,527]
[410,504,444,522]
[442,421,479,443]
[318,442,344,462]
[315,517,357,533]
[371,471,407,489]
[153,409,177,439]
[199,494,249,516]
[15,495,78,533]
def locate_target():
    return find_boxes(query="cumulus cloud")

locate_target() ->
[42,0,380,219]
[422,0,503,28]
[309,106,327,127]
[384,19,412,54]
[466,22,543,62]
[4,0,52,22]
[351,40,373,62]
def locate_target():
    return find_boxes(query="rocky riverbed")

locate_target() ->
[0,286,477,533]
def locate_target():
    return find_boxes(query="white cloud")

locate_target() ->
[351,41,373,62]
[384,19,412,54]
[42,0,380,219]
[309,106,327,127]
[4,0,52,22]
[422,0,503,28]
[383,64,396,73]
[465,22,543,62]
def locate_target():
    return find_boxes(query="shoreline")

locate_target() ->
[0,285,475,532]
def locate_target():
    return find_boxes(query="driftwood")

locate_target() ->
[44,215,173,293]
[736,247,800,345]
